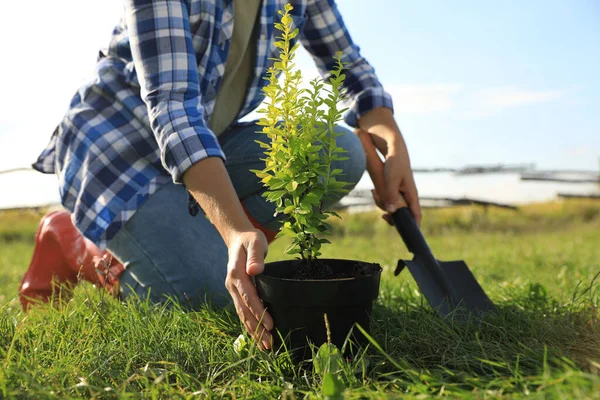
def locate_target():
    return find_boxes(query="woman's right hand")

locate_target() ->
[225,229,274,350]
[183,157,274,350]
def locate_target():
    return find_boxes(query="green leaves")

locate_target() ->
[265,190,285,202]
[288,28,300,40]
[322,373,345,399]
[252,4,349,264]
[285,181,298,192]
[314,342,347,399]
[302,191,322,205]
[304,226,321,235]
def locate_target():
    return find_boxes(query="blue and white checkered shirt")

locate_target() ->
[33,0,393,248]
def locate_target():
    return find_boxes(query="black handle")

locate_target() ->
[391,208,436,259]
[392,208,455,298]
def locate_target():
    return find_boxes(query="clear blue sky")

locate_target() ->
[0,0,598,172]
[331,0,600,170]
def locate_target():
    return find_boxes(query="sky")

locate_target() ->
[0,0,598,174]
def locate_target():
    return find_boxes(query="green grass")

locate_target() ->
[1,201,599,399]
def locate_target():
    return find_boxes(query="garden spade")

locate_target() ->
[357,131,495,317]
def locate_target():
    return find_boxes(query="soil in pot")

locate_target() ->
[291,259,379,280]
[255,258,382,360]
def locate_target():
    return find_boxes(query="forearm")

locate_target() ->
[183,157,254,248]
[357,107,409,162]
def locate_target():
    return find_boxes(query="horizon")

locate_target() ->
[0,0,598,174]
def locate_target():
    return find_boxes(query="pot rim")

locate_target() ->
[259,258,382,283]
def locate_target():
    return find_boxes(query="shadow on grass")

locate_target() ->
[2,279,599,398]
[359,288,600,395]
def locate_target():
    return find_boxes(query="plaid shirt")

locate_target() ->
[33,0,393,248]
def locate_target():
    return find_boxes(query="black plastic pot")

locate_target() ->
[255,259,382,358]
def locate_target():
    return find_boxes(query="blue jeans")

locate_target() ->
[107,122,366,308]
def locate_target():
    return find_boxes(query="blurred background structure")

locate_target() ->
[0,0,598,211]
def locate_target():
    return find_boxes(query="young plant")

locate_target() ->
[252,4,350,269]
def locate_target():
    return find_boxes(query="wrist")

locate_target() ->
[183,157,255,248]
[358,107,402,152]
[220,216,256,248]
[358,107,395,133]
[199,199,256,249]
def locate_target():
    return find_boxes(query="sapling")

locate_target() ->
[252,4,350,274]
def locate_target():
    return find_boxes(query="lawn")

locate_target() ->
[1,201,599,399]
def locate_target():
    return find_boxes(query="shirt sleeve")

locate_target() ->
[300,0,394,128]
[126,0,225,183]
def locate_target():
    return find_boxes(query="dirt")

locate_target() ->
[291,260,381,280]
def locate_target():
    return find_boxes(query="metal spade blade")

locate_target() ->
[392,209,496,317]
[357,129,495,317]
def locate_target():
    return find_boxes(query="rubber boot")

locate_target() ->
[20,206,272,311]
[19,210,123,311]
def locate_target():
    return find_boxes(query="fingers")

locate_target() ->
[226,236,273,350]
[246,236,266,276]
[230,293,272,350]
[371,189,386,212]
[357,127,421,224]
[358,129,388,212]
[375,188,418,227]
[375,169,421,226]
[234,268,274,331]
[402,177,422,225]
[384,171,408,213]
[373,190,395,226]
[381,213,393,226]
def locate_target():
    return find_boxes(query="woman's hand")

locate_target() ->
[183,157,273,349]
[357,107,422,225]
[225,230,273,350]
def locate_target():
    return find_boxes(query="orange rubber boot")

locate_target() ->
[20,206,268,311]
[19,210,123,311]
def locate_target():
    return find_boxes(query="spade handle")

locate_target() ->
[391,207,456,299]
[357,129,438,264]
[391,208,436,261]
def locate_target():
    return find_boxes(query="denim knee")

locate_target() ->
[332,125,366,190]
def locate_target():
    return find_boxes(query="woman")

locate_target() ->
[21,0,421,349]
